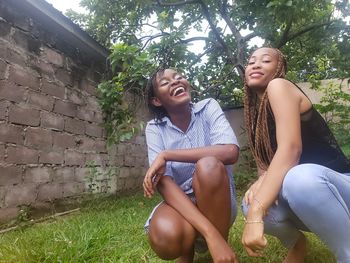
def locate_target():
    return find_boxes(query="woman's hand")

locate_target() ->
[242,219,267,256]
[242,201,267,257]
[206,232,239,263]
[242,172,269,256]
[244,172,266,205]
[143,152,167,198]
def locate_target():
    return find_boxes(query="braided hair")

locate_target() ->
[243,48,287,170]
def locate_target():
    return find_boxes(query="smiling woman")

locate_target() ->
[142,68,240,262]
[241,47,350,263]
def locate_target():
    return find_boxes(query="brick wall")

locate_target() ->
[0,1,148,223]
[2,0,346,224]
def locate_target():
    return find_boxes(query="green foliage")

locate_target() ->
[66,0,349,144]
[85,161,118,194]
[234,148,257,194]
[342,144,350,158]
[16,206,31,225]
[97,44,154,145]
[67,0,349,97]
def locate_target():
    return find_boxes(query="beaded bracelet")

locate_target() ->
[244,219,264,224]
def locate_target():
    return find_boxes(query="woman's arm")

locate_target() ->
[257,167,266,177]
[162,144,239,165]
[251,78,303,213]
[143,144,239,197]
[242,79,304,256]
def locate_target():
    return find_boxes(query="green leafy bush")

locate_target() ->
[98,44,156,145]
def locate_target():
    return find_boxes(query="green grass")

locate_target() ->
[0,192,335,263]
[341,144,350,158]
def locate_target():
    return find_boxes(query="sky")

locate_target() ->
[44,0,262,51]
[45,0,86,13]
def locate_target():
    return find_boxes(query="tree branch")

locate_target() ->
[197,0,227,50]
[276,20,335,48]
[187,47,215,68]
[156,0,198,6]
[242,32,259,42]
[216,0,246,77]
[218,4,242,42]
[219,0,229,14]
[180,36,209,43]
[276,19,293,48]
[140,32,171,50]
[139,32,170,41]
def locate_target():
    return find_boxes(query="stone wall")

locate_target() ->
[0,0,148,223]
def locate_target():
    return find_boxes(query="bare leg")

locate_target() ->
[283,233,307,263]
[149,157,233,262]
[192,156,232,240]
[148,203,196,262]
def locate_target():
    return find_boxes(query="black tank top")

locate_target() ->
[267,83,350,173]
[298,107,350,173]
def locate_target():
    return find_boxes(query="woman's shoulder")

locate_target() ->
[267,78,301,97]
[267,78,312,113]
[194,98,220,113]
[268,78,296,88]
[146,118,166,133]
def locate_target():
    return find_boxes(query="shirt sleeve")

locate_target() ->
[204,99,239,147]
[145,122,173,177]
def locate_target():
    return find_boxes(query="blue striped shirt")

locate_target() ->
[146,99,238,194]
[145,98,239,194]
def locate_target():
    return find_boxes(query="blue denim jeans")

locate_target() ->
[242,163,350,263]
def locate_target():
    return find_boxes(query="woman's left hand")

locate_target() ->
[242,221,267,256]
[241,204,267,257]
[143,153,166,198]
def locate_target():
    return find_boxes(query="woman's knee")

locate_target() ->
[283,164,325,202]
[148,206,195,259]
[149,225,181,259]
[194,156,226,189]
[284,164,323,188]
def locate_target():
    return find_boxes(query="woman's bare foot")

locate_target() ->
[283,233,307,263]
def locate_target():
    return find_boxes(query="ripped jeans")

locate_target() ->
[242,163,350,263]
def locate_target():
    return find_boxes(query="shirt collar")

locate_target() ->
[148,99,211,125]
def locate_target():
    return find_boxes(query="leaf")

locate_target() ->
[266,2,276,8]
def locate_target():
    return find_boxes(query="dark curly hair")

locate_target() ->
[145,68,169,122]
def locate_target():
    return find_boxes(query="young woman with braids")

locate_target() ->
[143,68,240,263]
[241,47,350,262]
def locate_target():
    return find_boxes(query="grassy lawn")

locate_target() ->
[0,192,335,263]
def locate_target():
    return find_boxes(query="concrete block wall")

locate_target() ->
[0,1,148,222]
[2,0,345,224]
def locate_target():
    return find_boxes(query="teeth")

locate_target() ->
[173,87,185,96]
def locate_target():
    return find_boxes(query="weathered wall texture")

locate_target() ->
[0,1,148,223]
[1,0,347,224]
[298,78,350,104]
